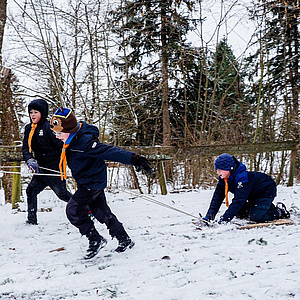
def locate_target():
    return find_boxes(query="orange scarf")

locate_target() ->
[224,178,229,207]
[28,123,37,153]
[58,123,81,180]
[59,143,69,180]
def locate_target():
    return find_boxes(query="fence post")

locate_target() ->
[11,161,21,208]
[157,161,167,195]
[287,149,297,187]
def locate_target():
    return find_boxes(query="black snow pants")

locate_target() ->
[26,172,72,221]
[66,186,126,238]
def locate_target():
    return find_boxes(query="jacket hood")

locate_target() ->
[28,99,48,123]
[78,121,100,138]
[234,161,247,175]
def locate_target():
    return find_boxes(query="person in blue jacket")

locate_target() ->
[50,107,153,259]
[202,153,290,224]
[22,99,72,225]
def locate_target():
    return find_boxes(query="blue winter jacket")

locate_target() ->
[65,122,134,190]
[204,158,277,222]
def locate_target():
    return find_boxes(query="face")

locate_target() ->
[216,169,231,179]
[30,109,41,124]
[55,131,70,143]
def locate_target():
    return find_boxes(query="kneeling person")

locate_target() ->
[50,107,153,259]
[202,153,290,224]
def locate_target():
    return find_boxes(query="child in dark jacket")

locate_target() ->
[50,107,153,259]
[202,153,290,224]
[22,99,72,225]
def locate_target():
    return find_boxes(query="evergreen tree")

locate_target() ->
[200,38,251,143]
[248,0,300,142]
[109,0,197,146]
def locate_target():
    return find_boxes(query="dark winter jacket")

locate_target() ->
[205,158,277,222]
[65,121,134,190]
[22,99,63,170]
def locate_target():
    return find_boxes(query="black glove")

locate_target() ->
[131,154,154,175]
[27,158,39,173]
[202,216,212,226]
[218,216,228,224]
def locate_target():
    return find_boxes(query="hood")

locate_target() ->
[234,161,247,175]
[28,99,48,123]
[78,121,100,139]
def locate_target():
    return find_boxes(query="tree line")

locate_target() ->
[0,0,299,199]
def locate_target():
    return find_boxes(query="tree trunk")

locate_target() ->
[0,0,7,64]
[160,4,172,191]
[161,5,171,147]
[1,68,21,203]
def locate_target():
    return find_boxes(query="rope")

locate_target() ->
[0,170,63,177]
[118,187,200,219]
[1,165,199,220]
[39,166,61,174]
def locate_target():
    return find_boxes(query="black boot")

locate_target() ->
[84,228,107,260]
[26,210,38,225]
[275,202,290,219]
[115,231,134,253]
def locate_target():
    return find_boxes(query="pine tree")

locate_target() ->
[109,0,197,146]
[248,0,300,142]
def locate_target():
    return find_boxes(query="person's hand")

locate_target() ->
[218,216,228,224]
[201,216,214,227]
[131,154,154,175]
[27,158,39,173]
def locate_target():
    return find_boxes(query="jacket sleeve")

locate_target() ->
[221,181,252,222]
[204,181,225,221]
[22,124,33,162]
[84,137,134,165]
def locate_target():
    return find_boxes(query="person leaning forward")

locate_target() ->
[202,153,290,225]
[50,107,153,259]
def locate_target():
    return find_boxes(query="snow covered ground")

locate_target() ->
[0,183,299,300]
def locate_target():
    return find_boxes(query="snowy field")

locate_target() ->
[0,183,299,300]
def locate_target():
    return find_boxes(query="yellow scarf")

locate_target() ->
[28,123,37,153]
[224,178,229,207]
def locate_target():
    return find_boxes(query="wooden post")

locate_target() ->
[157,161,167,195]
[12,161,21,208]
[287,149,297,187]
[130,165,143,194]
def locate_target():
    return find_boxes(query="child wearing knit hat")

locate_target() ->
[50,107,153,259]
[202,153,290,225]
[22,99,72,225]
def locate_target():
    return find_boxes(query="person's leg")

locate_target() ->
[26,176,47,224]
[47,176,72,202]
[66,186,107,259]
[66,186,97,235]
[249,197,277,222]
[89,190,134,252]
[236,200,251,219]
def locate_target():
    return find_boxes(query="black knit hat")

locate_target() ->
[214,153,235,171]
[50,107,78,133]
[28,99,48,123]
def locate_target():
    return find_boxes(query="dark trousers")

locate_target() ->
[26,173,72,220]
[248,197,277,222]
[66,186,126,238]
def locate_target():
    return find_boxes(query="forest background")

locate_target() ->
[0,0,299,202]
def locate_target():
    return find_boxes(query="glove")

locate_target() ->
[27,158,39,173]
[218,216,228,224]
[202,216,212,226]
[131,154,154,175]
